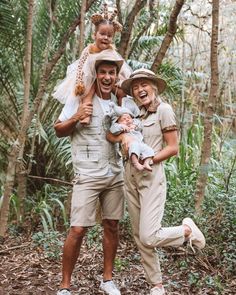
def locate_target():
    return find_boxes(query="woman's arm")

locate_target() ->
[152,130,179,164]
[54,102,93,137]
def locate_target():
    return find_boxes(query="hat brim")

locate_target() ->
[95,59,123,73]
[121,74,166,95]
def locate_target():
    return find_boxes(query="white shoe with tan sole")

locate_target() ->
[150,286,165,295]
[183,217,206,251]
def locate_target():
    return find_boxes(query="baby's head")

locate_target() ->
[117,113,134,126]
[91,4,122,51]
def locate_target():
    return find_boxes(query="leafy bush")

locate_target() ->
[164,123,236,278]
[27,184,70,232]
[86,224,103,249]
[32,231,64,260]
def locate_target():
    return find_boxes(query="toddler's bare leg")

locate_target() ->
[79,85,95,124]
[143,158,153,172]
[131,154,144,171]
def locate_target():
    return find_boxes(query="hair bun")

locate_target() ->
[90,3,122,32]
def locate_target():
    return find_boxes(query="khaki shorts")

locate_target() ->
[70,172,124,227]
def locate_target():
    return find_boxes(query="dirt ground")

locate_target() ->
[0,232,235,295]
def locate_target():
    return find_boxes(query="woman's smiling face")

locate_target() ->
[132,78,155,108]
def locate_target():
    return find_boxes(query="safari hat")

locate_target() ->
[121,68,166,95]
[95,49,124,73]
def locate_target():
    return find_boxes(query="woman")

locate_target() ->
[109,69,206,295]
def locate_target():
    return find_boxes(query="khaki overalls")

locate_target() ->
[124,102,185,284]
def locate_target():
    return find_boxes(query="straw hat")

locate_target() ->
[121,68,166,95]
[95,50,124,73]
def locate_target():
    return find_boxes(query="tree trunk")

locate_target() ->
[0,140,19,238]
[128,0,156,59]
[16,173,27,223]
[151,0,185,72]
[117,0,147,59]
[195,0,219,213]
[78,0,87,56]
[15,0,34,224]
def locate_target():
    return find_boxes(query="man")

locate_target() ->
[54,52,125,295]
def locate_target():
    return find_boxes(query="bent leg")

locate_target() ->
[79,84,95,124]
[138,164,184,248]
[143,157,153,172]
[130,153,144,171]
[129,142,145,171]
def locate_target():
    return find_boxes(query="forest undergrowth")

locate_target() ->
[0,125,235,294]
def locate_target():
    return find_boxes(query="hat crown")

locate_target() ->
[94,49,124,72]
[131,68,156,79]
[121,68,166,96]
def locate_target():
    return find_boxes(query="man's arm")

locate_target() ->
[54,102,93,137]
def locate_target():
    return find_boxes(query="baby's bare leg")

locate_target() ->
[130,154,144,171]
[143,157,153,172]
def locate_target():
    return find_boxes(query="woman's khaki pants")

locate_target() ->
[124,162,185,285]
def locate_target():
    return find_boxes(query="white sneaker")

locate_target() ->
[100,280,121,295]
[57,289,71,295]
[150,286,165,295]
[183,217,206,251]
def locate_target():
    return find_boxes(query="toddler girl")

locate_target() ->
[53,3,132,124]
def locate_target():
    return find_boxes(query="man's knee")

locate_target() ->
[69,226,88,239]
[103,219,119,234]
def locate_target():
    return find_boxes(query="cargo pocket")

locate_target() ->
[143,119,160,137]
[74,145,101,169]
[81,115,101,135]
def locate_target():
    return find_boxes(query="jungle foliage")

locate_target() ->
[0,0,235,293]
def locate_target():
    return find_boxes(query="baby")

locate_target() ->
[109,103,154,171]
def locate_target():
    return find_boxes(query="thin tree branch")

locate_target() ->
[78,0,87,56]
[115,0,123,27]
[118,0,147,59]
[128,0,156,58]
[0,243,31,254]
[195,0,220,213]
[151,0,185,72]
[28,175,72,186]
[190,23,211,37]
[225,155,236,193]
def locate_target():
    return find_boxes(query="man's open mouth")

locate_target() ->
[101,80,112,87]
